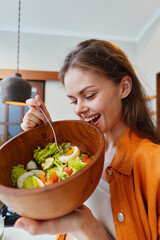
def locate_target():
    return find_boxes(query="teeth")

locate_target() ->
[84,114,99,122]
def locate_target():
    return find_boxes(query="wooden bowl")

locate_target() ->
[0,120,105,220]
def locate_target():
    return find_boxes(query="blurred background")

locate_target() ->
[0,0,160,144]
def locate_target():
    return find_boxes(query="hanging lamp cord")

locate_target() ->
[17,0,21,73]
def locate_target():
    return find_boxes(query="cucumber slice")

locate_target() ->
[23,176,44,189]
[17,172,34,189]
[41,157,54,171]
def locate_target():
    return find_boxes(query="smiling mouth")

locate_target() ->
[84,114,101,125]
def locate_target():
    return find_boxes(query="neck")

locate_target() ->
[104,124,127,151]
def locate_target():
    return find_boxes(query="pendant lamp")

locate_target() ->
[1,0,31,106]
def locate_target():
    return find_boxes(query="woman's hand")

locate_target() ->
[21,95,52,131]
[14,205,112,240]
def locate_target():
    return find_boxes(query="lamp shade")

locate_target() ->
[1,72,31,106]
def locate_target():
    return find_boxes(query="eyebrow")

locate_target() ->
[67,85,95,98]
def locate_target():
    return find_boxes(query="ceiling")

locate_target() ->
[0,0,160,42]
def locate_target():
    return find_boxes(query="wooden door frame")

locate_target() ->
[0,69,59,101]
[0,69,59,81]
[156,72,160,129]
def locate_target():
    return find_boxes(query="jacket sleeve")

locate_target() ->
[134,142,160,239]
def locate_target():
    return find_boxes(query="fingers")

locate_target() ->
[26,95,52,122]
[14,216,70,236]
[14,217,52,235]
[21,109,43,131]
[25,95,44,109]
[21,95,52,131]
[14,206,110,239]
[14,206,86,236]
[21,107,45,131]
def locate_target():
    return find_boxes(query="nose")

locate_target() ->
[74,100,89,115]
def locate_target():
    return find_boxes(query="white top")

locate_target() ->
[85,146,117,239]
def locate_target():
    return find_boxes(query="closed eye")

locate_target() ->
[71,100,77,105]
[70,93,97,104]
[85,93,97,100]
[69,98,77,104]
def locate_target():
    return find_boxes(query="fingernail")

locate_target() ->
[14,221,25,229]
[37,101,41,106]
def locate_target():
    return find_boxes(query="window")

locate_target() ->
[0,80,44,145]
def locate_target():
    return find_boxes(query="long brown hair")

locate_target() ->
[59,39,160,143]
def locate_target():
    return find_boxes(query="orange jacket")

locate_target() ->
[105,128,160,240]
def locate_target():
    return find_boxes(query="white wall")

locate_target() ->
[137,14,160,115]
[0,31,136,120]
[137,14,160,95]
[1,25,159,120]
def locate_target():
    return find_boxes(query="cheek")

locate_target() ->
[100,95,122,117]
[94,96,112,112]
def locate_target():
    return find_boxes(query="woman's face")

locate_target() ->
[64,67,125,134]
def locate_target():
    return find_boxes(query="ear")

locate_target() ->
[120,76,132,99]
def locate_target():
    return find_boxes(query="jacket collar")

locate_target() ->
[110,128,143,175]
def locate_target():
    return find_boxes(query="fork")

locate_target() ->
[38,106,65,156]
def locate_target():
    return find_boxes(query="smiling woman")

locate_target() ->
[14,39,160,240]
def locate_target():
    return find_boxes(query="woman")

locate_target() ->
[15,39,160,239]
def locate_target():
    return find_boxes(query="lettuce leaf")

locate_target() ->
[34,143,70,164]
[11,164,27,187]
[47,156,68,180]
[68,157,86,174]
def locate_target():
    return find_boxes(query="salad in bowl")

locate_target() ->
[11,142,92,189]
